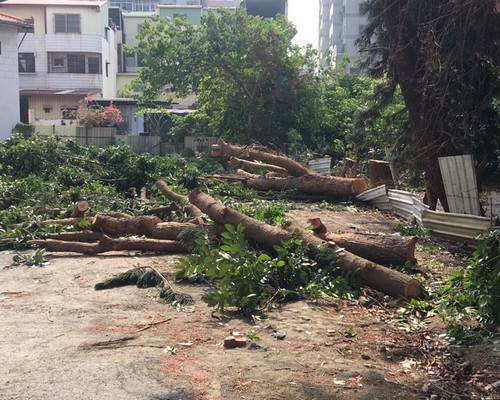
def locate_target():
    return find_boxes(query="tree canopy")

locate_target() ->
[129,8,321,147]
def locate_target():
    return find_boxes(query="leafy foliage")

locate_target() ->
[129,8,322,146]
[176,224,349,316]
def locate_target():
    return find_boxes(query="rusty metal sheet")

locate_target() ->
[438,154,481,215]
[421,209,490,241]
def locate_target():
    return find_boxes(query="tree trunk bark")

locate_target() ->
[211,139,313,177]
[155,179,204,220]
[341,158,358,178]
[228,156,289,176]
[243,175,368,199]
[91,214,161,236]
[40,217,84,226]
[188,188,422,298]
[151,222,225,240]
[321,232,417,267]
[30,236,187,255]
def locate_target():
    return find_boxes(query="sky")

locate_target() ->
[287,0,319,49]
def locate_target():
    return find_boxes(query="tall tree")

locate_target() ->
[358,0,500,210]
[129,8,321,147]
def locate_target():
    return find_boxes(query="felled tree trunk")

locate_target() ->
[91,214,161,236]
[152,222,226,240]
[47,231,104,242]
[321,232,416,266]
[155,179,204,221]
[30,235,187,255]
[228,156,289,176]
[211,139,313,177]
[188,188,422,298]
[243,175,368,199]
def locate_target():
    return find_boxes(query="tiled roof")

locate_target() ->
[0,12,33,27]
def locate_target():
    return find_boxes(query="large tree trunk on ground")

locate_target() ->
[211,139,313,177]
[188,188,422,298]
[155,179,204,220]
[228,156,289,176]
[91,214,161,237]
[29,235,187,255]
[243,175,368,199]
[321,232,416,266]
[47,231,104,242]
[151,222,225,240]
[368,159,395,189]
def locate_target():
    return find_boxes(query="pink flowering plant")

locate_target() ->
[75,96,123,127]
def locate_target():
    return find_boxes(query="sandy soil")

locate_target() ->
[1,206,499,400]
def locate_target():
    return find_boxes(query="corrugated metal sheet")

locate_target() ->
[308,157,331,175]
[388,190,416,220]
[421,209,490,241]
[438,154,481,215]
[356,185,392,211]
[125,135,161,155]
[413,197,429,228]
[488,192,500,220]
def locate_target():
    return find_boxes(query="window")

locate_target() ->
[55,14,80,33]
[49,52,101,74]
[88,57,101,74]
[18,53,36,73]
[68,54,85,73]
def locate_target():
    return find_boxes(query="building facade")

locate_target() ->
[319,0,366,71]
[0,0,118,124]
[0,12,33,140]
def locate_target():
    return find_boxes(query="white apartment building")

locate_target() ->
[0,0,118,124]
[319,0,366,71]
[0,12,33,140]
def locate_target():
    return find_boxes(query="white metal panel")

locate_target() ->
[412,197,429,228]
[488,192,500,220]
[308,157,331,174]
[388,189,415,220]
[356,185,392,211]
[438,154,481,215]
[46,73,102,90]
[422,209,490,241]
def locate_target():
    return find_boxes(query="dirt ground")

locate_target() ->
[1,204,499,400]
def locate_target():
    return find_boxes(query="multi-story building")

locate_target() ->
[0,12,33,139]
[319,0,366,71]
[241,0,287,18]
[0,0,118,124]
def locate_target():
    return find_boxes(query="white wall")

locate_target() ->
[0,24,21,141]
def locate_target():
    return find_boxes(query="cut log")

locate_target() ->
[145,204,180,216]
[152,222,226,240]
[91,214,161,236]
[47,230,103,242]
[321,232,416,266]
[243,175,368,199]
[155,179,204,220]
[30,235,187,255]
[228,156,289,176]
[211,139,313,177]
[368,159,395,188]
[188,188,422,298]
[70,201,89,218]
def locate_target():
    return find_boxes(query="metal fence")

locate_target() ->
[357,184,493,241]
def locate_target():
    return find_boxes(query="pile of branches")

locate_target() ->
[28,141,422,300]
